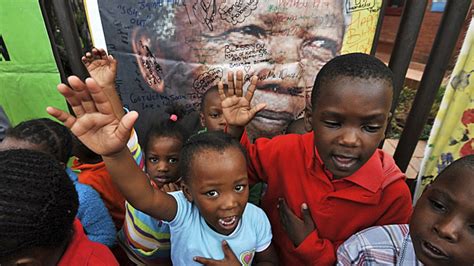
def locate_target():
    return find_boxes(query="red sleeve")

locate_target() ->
[376,180,413,225]
[294,230,336,265]
[240,130,271,184]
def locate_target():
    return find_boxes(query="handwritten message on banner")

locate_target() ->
[85,0,381,139]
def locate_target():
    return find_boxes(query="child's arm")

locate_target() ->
[82,48,125,119]
[47,76,177,222]
[218,71,266,140]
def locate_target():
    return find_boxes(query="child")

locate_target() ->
[72,136,126,230]
[219,53,413,265]
[0,118,117,247]
[199,85,228,132]
[81,48,186,264]
[47,77,278,265]
[119,105,191,265]
[337,154,474,265]
[0,149,118,265]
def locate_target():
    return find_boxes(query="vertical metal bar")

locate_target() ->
[39,0,67,83]
[51,0,88,80]
[388,0,428,115]
[379,0,428,148]
[370,0,389,56]
[394,0,472,172]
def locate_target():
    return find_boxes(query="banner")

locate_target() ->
[85,0,381,139]
[0,0,67,125]
[415,18,474,201]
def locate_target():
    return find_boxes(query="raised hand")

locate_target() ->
[218,70,266,127]
[193,240,241,266]
[47,76,138,157]
[278,198,315,247]
[82,48,117,90]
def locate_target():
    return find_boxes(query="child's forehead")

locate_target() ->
[428,168,474,203]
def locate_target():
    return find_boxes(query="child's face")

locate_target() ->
[311,77,392,179]
[410,167,474,266]
[145,136,182,188]
[184,147,248,235]
[200,91,227,132]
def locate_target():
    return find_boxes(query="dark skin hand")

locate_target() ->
[194,240,241,266]
[278,198,315,247]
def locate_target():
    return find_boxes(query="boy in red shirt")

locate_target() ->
[220,53,413,265]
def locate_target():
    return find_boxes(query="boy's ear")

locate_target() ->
[199,112,205,127]
[303,110,312,132]
[182,182,194,203]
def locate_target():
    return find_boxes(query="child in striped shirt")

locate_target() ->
[337,155,474,265]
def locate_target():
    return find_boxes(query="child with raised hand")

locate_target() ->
[199,84,228,132]
[219,53,413,265]
[338,154,474,265]
[0,118,117,247]
[82,48,190,264]
[47,76,278,265]
[118,104,191,265]
[0,149,119,265]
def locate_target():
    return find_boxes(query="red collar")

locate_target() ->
[308,134,384,193]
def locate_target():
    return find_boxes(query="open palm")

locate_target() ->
[82,48,117,89]
[47,76,137,157]
[218,71,266,127]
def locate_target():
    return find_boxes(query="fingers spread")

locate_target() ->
[57,82,85,117]
[244,75,259,103]
[115,111,138,143]
[85,78,114,115]
[235,70,243,97]
[227,71,235,96]
[218,81,227,101]
[248,103,266,117]
[68,76,98,114]
[46,107,76,129]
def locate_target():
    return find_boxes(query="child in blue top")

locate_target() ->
[47,76,278,265]
[0,118,116,247]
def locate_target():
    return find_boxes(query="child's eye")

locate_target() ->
[468,224,474,235]
[429,199,447,212]
[148,157,158,163]
[362,125,382,133]
[234,185,246,192]
[168,158,178,164]
[205,190,219,197]
[323,121,340,128]
[209,113,221,118]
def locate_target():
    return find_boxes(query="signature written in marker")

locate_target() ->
[193,0,218,31]
[219,0,258,25]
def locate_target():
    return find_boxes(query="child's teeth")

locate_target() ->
[219,216,236,226]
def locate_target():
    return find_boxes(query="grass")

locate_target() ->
[387,84,446,140]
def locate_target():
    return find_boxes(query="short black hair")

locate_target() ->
[436,154,474,182]
[311,53,394,108]
[5,118,72,164]
[0,149,78,259]
[179,131,246,182]
[200,84,227,112]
